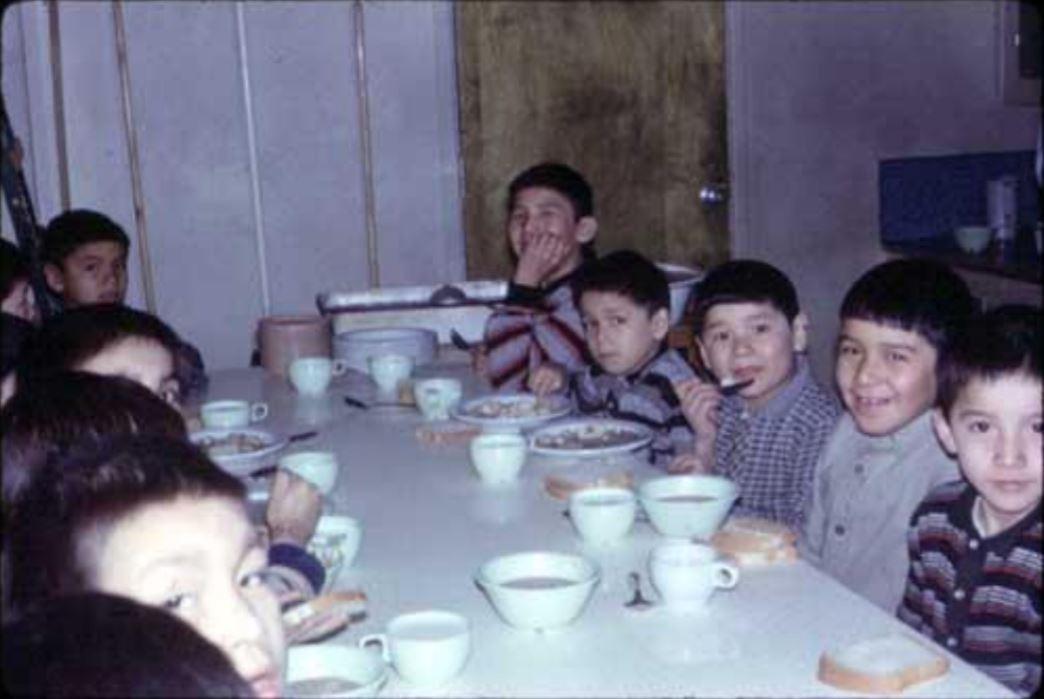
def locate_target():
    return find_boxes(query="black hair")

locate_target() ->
[839,258,976,353]
[692,259,799,334]
[6,435,245,617]
[572,249,670,316]
[41,209,130,266]
[18,303,182,384]
[1,237,31,299]
[937,304,1042,416]
[1,312,36,378]
[2,592,254,697]
[507,162,594,219]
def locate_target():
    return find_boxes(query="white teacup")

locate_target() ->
[359,610,470,688]
[568,487,637,546]
[200,399,268,429]
[469,433,527,485]
[413,377,463,421]
[308,515,362,588]
[368,353,414,397]
[289,356,348,396]
[648,541,739,611]
[278,451,340,496]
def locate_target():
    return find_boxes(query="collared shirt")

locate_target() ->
[898,481,1042,696]
[483,273,588,391]
[570,347,696,466]
[713,356,840,530]
[799,411,960,613]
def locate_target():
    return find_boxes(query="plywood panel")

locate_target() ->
[457,0,728,279]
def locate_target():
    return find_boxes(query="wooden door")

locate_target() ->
[457,0,728,279]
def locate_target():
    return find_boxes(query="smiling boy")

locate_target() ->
[482,163,597,391]
[673,260,840,530]
[528,250,695,465]
[898,305,1041,695]
[800,258,977,612]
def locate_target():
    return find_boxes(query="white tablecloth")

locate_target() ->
[197,362,1014,698]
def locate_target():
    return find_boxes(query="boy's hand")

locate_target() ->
[527,363,566,395]
[674,377,722,437]
[514,233,570,287]
[266,470,322,547]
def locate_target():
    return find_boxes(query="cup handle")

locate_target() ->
[714,562,740,590]
[251,403,269,422]
[332,359,348,377]
[358,633,389,662]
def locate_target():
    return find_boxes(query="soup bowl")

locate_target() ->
[638,475,738,539]
[474,551,600,631]
[285,645,387,698]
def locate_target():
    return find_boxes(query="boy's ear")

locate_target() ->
[930,408,959,457]
[575,216,597,244]
[791,312,809,352]
[43,262,65,295]
[651,307,670,341]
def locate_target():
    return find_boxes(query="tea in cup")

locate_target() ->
[568,487,636,546]
[200,399,268,429]
[289,357,349,396]
[278,451,340,496]
[469,433,527,485]
[359,610,470,688]
[648,541,739,611]
[368,353,414,397]
[413,377,463,420]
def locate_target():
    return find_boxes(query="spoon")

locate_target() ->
[624,571,654,610]
[718,378,755,396]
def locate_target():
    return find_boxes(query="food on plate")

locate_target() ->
[711,516,798,567]
[463,396,555,419]
[416,422,482,445]
[535,424,644,451]
[817,633,949,694]
[196,432,270,457]
[544,472,634,501]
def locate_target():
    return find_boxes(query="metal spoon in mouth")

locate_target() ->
[718,378,755,396]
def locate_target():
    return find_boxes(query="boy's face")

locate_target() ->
[698,302,807,408]
[580,290,668,376]
[933,374,1042,536]
[90,496,286,698]
[835,319,938,436]
[1,278,38,324]
[507,187,596,282]
[76,337,180,406]
[45,241,128,306]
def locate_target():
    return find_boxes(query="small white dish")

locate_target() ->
[529,418,653,458]
[452,392,571,432]
[189,428,288,478]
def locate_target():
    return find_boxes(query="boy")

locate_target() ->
[898,305,1041,695]
[800,258,977,613]
[482,162,598,391]
[673,260,841,530]
[40,208,207,397]
[528,250,695,465]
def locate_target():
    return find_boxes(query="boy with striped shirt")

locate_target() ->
[898,305,1041,696]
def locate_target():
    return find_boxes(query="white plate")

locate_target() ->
[529,418,653,458]
[190,427,289,478]
[451,392,571,431]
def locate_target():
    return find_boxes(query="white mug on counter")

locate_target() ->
[200,399,268,429]
[568,487,636,546]
[368,353,414,397]
[359,610,470,688]
[414,377,463,420]
[648,541,739,612]
[289,356,349,396]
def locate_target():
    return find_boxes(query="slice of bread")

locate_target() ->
[711,516,798,566]
[817,633,950,694]
[543,472,634,501]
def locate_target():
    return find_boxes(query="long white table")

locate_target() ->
[198,361,1014,698]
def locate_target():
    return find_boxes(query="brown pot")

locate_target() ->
[258,315,332,375]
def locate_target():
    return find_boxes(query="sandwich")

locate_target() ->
[817,633,950,694]
[710,516,798,566]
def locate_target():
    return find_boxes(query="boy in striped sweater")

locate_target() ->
[481,163,597,391]
[898,305,1041,696]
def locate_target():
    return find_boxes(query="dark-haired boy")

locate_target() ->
[673,260,840,531]
[898,305,1041,696]
[800,258,977,613]
[482,163,598,391]
[528,250,696,465]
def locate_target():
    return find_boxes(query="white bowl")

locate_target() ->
[657,262,704,326]
[469,433,527,485]
[953,226,992,254]
[285,645,387,697]
[189,428,288,478]
[334,326,438,373]
[474,551,600,631]
[638,474,739,539]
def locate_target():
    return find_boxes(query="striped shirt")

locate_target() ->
[713,356,841,530]
[483,277,588,391]
[570,347,696,466]
[898,481,1042,696]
